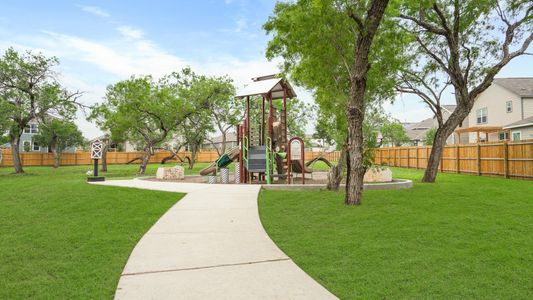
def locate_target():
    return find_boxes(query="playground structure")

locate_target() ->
[199,75,315,184]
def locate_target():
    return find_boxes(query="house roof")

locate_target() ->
[441,105,456,113]
[206,132,238,144]
[493,78,533,97]
[503,116,533,130]
[236,76,297,100]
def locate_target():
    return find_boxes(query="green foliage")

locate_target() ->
[0,47,79,172]
[380,121,410,146]
[264,0,409,161]
[424,127,437,145]
[399,0,532,90]
[0,47,78,136]
[89,68,202,150]
[286,98,315,140]
[201,75,240,134]
[33,119,85,152]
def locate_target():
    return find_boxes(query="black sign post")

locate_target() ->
[88,139,105,182]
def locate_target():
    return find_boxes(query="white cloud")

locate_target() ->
[116,26,144,40]
[41,30,187,79]
[76,5,110,18]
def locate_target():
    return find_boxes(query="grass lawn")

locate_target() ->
[0,163,203,299]
[259,168,533,299]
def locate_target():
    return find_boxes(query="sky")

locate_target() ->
[1,0,531,139]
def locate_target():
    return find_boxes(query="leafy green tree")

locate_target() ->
[424,127,437,146]
[380,121,410,146]
[286,98,315,141]
[398,0,532,182]
[89,69,203,175]
[265,0,406,204]
[0,48,80,173]
[197,76,240,155]
[179,110,214,168]
[33,119,85,168]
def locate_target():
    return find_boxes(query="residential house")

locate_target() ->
[381,105,464,146]
[201,132,238,152]
[305,134,337,152]
[2,119,77,153]
[2,120,49,153]
[457,77,533,142]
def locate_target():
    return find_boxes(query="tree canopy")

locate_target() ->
[398,0,532,182]
[89,68,204,174]
[0,47,81,173]
[33,119,85,168]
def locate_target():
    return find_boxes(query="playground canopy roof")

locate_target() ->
[235,77,297,100]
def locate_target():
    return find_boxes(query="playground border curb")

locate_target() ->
[261,179,413,191]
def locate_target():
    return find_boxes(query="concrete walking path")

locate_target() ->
[91,179,337,299]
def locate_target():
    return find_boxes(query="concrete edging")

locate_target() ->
[261,179,413,191]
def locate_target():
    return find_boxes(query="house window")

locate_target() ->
[506,101,513,113]
[512,131,521,141]
[23,124,39,134]
[499,131,509,141]
[32,142,40,151]
[476,108,488,124]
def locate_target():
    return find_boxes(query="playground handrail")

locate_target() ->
[243,135,249,178]
[266,136,274,184]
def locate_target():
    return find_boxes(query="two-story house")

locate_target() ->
[457,77,533,142]
[2,119,77,153]
[18,120,48,153]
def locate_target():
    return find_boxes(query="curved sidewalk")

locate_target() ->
[92,179,337,299]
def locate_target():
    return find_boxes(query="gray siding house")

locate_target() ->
[2,120,76,153]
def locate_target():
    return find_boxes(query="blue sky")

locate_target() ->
[1,1,531,138]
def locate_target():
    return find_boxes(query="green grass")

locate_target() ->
[0,164,193,299]
[259,168,533,299]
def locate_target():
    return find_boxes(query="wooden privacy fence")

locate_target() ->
[374,139,533,179]
[0,149,341,168]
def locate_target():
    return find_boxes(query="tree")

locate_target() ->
[0,48,80,173]
[265,0,404,205]
[198,76,240,155]
[33,119,85,168]
[399,0,532,182]
[286,98,315,140]
[424,127,437,146]
[380,121,410,146]
[179,110,213,169]
[89,69,203,175]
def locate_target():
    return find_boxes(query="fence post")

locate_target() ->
[456,145,460,174]
[440,147,444,173]
[504,141,509,179]
[426,147,430,169]
[388,148,391,166]
[407,147,410,169]
[477,143,481,176]
[415,147,419,169]
[398,148,401,167]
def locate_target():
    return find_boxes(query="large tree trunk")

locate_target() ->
[10,134,24,174]
[327,145,347,190]
[220,133,227,155]
[52,146,60,168]
[423,102,471,182]
[345,78,367,205]
[189,144,197,169]
[101,141,109,172]
[344,0,389,205]
[138,146,152,175]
